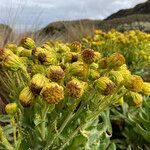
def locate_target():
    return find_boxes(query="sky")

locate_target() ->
[0,0,147,31]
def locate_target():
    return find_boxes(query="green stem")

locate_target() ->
[0,133,14,150]
[41,103,49,141]
[58,86,122,149]
[59,126,81,150]
[17,109,22,140]
[45,99,81,149]
[10,116,17,148]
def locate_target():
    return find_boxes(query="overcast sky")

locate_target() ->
[0,0,147,31]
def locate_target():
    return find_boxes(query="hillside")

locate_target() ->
[35,0,150,42]
[106,0,150,20]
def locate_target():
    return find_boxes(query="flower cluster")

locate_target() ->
[0,34,149,149]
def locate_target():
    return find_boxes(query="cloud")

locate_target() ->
[0,0,147,31]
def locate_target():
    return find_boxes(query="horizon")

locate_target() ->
[0,0,147,32]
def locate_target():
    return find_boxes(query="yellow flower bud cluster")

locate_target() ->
[0,35,148,109]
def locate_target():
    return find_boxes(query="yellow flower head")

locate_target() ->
[2,53,24,71]
[37,51,57,65]
[109,70,124,85]
[142,82,150,96]
[69,61,85,77]
[41,83,64,104]
[70,41,81,52]
[5,103,18,115]
[118,64,131,79]
[47,65,64,82]
[130,92,143,107]
[81,48,95,64]
[20,37,35,50]
[94,77,114,95]
[124,75,143,92]
[66,78,86,99]
[5,43,17,54]
[19,86,35,107]
[30,74,49,94]
[89,69,100,80]
[107,53,125,69]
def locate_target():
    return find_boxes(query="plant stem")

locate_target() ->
[58,87,122,149]
[10,116,17,148]
[41,103,49,141]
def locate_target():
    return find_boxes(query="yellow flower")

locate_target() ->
[142,82,150,96]
[118,64,131,79]
[69,61,85,77]
[5,43,17,54]
[107,53,125,69]
[63,52,79,63]
[114,97,124,106]
[2,53,24,71]
[94,52,101,62]
[130,92,143,107]
[41,83,64,104]
[66,78,86,99]
[89,69,100,80]
[20,37,35,50]
[109,71,124,85]
[94,77,114,95]
[30,74,49,94]
[70,41,81,52]
[47,65,64,82]
[19,86,35,107]
[19,49,32,57]
[98,57,108,69]
[81,48,96,64]
[37,51,57,65]
[124,75,143,92]
[5,103,17,115]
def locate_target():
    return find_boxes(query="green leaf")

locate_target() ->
[0,115,10,123]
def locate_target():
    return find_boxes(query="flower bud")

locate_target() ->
[37,51,57,65]
[107,53,125,69]
[47,65,64,82]
[66,78,86,99]
[32,47,45,56]
[124,75,143,92]
[19,49,32,57]
[20,37,35,50]
[5,103,17,115]
[109,71,124,85]
[118,64,131,79]
[142,82,150,96]
[81,48,95,64]
[2,53,24,71]
[94,77,114,95]
[114,97,124,106]
[70,41,81,52]
[30,74,49,94]
[94,52,101,62]
[63,52,79,63]
[0,48,14,59]
[89,69,100,80]
[41,83,64,104]
[5,43,17,54]
[130,92,143,107]
[98,57,108,69]
[56,43,70,54]
[42,44,55,53]
[69,61,85,77]
[19,86,34,107]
